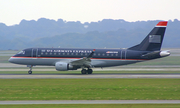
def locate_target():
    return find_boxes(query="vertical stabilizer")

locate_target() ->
[128,21,168,51]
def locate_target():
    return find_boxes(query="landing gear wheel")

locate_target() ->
[87,69,93,74]
[81,69,87,74]
[28,71,32,74]
[27,65,33,74]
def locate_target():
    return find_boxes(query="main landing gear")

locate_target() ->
[27,65,33,74]
[81,68,93,74]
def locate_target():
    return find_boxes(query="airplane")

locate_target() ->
[8,21,170,74]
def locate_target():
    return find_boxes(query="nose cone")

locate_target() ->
[8,57,14,63]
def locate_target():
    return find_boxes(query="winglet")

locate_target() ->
[87,49,96,58]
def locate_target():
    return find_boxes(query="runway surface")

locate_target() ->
[0,74,180,79]
[1,68,180,71]
[0,100,180,104]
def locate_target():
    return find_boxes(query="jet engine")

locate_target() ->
[55,62,76,71]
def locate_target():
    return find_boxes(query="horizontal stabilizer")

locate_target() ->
[141,51,160,58]
[142,50,170,59]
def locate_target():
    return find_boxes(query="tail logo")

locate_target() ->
[149,35,161,43]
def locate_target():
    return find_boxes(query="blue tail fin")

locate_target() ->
[128,21,168,51]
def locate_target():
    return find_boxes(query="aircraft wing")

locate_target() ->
[70,49,95,68]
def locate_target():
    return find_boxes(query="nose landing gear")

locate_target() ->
[27,65,33,74]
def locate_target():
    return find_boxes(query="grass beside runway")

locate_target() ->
[0,79,179,100]
[0,104,180,108]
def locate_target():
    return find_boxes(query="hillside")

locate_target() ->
[0,18,179,50]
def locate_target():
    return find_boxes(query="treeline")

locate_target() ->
[0,18,179,50]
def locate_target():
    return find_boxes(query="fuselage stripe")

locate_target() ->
[11,56,149,61]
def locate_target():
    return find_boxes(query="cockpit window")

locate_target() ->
[17,50,25,54]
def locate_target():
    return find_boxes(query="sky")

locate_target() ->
[0,0,180,26]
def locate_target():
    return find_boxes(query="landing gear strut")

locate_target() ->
[27,65,33,74]
[81,68,93,74]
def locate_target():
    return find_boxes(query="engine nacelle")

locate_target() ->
[160,50,170,57]
[55,62,76,71]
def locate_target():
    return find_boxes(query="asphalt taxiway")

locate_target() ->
[0,74,180,79]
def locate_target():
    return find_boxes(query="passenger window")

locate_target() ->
[54,53,56,55]
[102,53,105,56]
[115,54,118,56]
[63,53,65,55]
[76,53,78,55]
[71,53,74,55]
[67,53,69,55]
[98,53,100,56]
[45,52,48,55]
[107,54,109,56]
[50,53,52,55]
[41,52,43,55]
[81,53,83,56]
[111,54,114,56]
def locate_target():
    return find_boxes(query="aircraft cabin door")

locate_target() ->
[121,49,127,60]
[32,48,38,58]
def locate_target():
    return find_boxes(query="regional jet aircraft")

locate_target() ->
[9,21,170,74]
